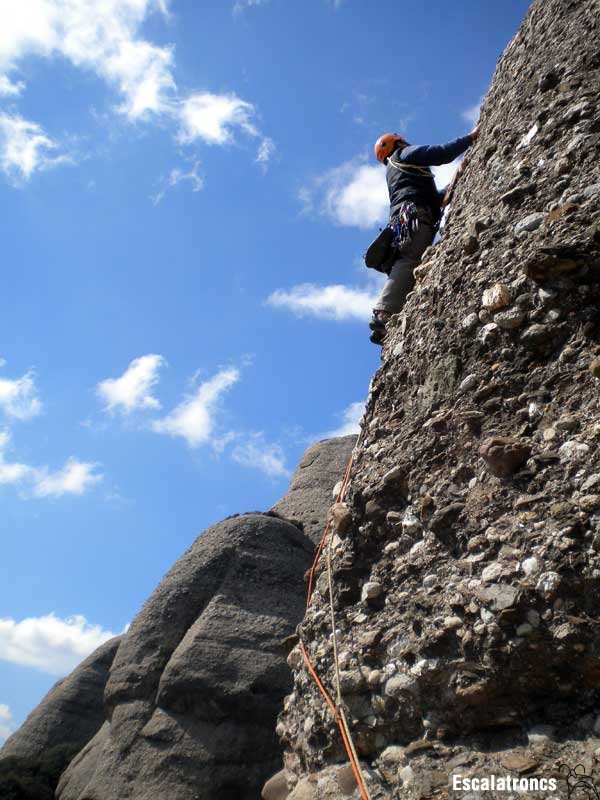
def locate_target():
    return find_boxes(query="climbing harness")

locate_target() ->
[390,200,419,249]
[363,200,419,274]
[300,431,373,800]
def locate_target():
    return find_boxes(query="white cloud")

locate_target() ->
[307,158,388,229]
[231,433,290,478]
[97,354,165,413]
[0,0,175,121]
[0,2,273,184]
[326,401,364,437]
[152,160,204,205]
[0,461,33,485]
[0,369,42,420]
[233,0,270,15]
[0,113,70,183]
[267,282,379,322]
[0,432,102,498]
[0,614,118,676]
[152,367,240,447]
[0,74,24,96]
[462,98,482,127]
[432,158,461,191]
[177,91,260,146]
[0,703,15,745]
[32,458,103,498]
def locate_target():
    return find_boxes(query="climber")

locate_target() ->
[367,124,480,345]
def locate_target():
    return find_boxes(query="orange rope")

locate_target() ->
[299,641,370,800]
[298,443,372,800]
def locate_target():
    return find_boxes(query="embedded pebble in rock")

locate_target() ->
[481,563,503,583]
[536,572,562,600]
[520,323,554,353]
[330,503,352,535]
[559,440,590,463]
[582,475,600,493]
[578,495,600,512]
[385,675,417,698]
[462,313,479,331]
[459,374,478,392]
[494,307,526,330]
[515,212,547,234]
[361,582,382,602]
[444,616,463,629]
[479,436,531,478]
[482,283,510,311]
[589,357,600,378]
[382,465,404,486]
[402,508,421,536]
[478,322,499,344]
[521,556,542,576]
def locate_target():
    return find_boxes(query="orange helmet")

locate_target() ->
[374,133,406,163]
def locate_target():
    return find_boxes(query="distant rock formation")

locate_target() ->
[0,436,354,799]
[274,0,600,797]
[1,637,121,761]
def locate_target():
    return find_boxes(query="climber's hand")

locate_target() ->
[469,123,481,141]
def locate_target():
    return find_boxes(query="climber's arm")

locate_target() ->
[400,134,474,167]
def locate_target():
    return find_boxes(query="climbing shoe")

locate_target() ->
[369,328,386,345]
[369,314,387,345]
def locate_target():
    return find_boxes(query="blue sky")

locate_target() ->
[0,0,531,739]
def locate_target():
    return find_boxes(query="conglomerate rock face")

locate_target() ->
[275,0,600,797]
[50,435,354,800]
[0,637,121,761]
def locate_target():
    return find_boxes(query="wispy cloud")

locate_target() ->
[256,136,276,170]
[0,704,15,745]
[267,282,379,322]
[233,0,271,16]
[326,400,364,437]
[0,369,42,420]
[0,614,118,676]
[231,433,290,478]
[462,99,482,127]
[152,161,204,205]
[0,75,24,97]
[0,113,71,184]
[97,354,165,413]
[152,367,240,447]
[176,91,272,162]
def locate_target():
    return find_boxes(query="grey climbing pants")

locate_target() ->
[373,207,435,314]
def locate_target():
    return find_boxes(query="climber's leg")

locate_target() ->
[369,208,435,345]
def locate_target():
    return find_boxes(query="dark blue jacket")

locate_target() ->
[386,134,473,221]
